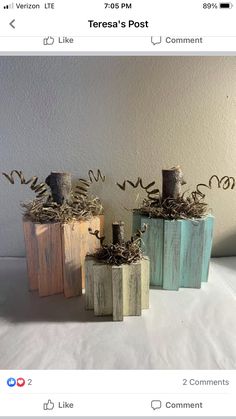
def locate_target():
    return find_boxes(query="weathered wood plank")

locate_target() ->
[62,222,83,298]
[93,264,113,316]
[85,257,95,309]
[133,214,164,287]
[36,223,64,297]
[112,266,123,321]
[122,264,142,316]
[63,215,104,295]
[141,258,150,309]
[201,215,214,282]
[180,219,205,289]
[145,218,163,287]
[23,219,39,291]
[163,220,182,290]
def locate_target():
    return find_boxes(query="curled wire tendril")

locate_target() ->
[88,228,105,246]
[117,177,159,201]
[193,175,236,200]
[73,169,105,203]
[2,170,48,198]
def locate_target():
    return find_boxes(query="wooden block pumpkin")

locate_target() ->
[85,221,150,321]
[133,213,214,289]
[85,258,150,321]
[2,169,105,299]
[23,215,104,297]
[117,166,214,291]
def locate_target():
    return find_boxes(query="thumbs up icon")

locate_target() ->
[7,377,16,387]
[43,36,55,46]
[43,399,55,410]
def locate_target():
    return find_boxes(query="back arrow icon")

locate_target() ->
[9,19,15,29]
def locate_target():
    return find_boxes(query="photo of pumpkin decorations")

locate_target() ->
[2,166,236,321]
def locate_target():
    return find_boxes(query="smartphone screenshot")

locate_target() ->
[0,0,235,418]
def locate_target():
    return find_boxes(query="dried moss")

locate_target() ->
[90,226,146,266]
[22,195,103,223]
[92,241,143,266]
[137,195,208,220]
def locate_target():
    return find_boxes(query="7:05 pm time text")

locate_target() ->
[104,3,132,9]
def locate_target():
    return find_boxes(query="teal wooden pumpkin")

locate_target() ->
[133,214,214,290]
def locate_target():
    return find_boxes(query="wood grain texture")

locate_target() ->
[112,221,125,245]
[62,222,83,298]
[46,215,103,297]
[93,264,113,316]
[162,166,185,200]
[141,258,150,309]
[179,216,214,287]
[62,216,104,296]
[36,222,64,297]
[23,215,104,298]
[179,219,204,288]
[23,219,39,291]
[45,172,72,205]
[133,214,214,290]
[133,214,164,287]
[85,257,95,309]
[85,258,150,320]
[163,220,182,291]
[112,266,124,321]
[201,216,214,282]
[122,263,142,316]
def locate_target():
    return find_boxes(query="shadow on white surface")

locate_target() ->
[0,257,235,369]
[0,258,112,323]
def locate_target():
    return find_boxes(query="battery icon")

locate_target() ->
[219,2,233,7]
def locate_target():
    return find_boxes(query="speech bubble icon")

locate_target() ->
[151,36,162,45]
[151,400,162,410]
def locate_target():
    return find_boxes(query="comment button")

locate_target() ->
[151,400,162,410]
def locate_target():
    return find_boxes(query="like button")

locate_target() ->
[43,400,55,411]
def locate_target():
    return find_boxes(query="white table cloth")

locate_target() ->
[0,257,235,369]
